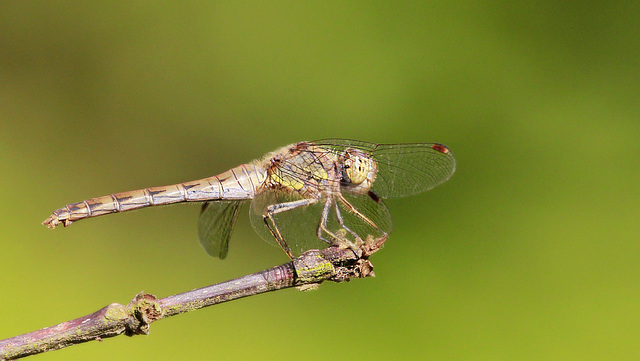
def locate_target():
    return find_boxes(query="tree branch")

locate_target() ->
[0,236,385,360]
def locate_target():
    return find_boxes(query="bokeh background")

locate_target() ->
[1,2,639,360]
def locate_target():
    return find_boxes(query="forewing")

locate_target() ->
[313,139,456,198]
[198,200,245,259]
[311,138,377,150]
[371,143,455,198]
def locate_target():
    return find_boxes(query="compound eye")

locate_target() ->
[344,155,369,185]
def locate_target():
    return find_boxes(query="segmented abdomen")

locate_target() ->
[42,164,266,228]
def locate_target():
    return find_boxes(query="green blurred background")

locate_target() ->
[1,1,639,360]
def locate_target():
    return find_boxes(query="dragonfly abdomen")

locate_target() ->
[42,164,266,229]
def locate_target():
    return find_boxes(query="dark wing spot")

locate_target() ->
[431,144,450,154]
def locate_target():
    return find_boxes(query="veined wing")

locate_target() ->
[198,200,246,259]
[312,139,456,198]
[339,191,392,240]
[249,187,391,257]
[249,190,326,256]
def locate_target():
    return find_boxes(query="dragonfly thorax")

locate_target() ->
[263,142,336,197]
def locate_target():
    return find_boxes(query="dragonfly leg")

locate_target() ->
[316,199,358,249]
[263,197,318,259]
[336,194,379,230]
[314,200,333,245]
[336,194,389,241]
[333,203,362,242]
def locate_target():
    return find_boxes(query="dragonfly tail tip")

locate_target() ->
[42,216,59,229]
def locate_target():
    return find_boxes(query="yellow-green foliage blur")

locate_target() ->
[1,2,639,360]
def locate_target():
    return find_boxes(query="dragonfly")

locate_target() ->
[43,139,456,259]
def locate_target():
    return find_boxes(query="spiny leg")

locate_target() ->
[316,198,358,249]
[337,194,388,237]
[263,197,318,259]
[314,199,334,245]
[333,202,362,242]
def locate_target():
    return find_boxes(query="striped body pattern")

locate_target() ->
[43,164,266,228]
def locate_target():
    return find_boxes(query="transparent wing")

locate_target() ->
[337,192,391,242]
[249,189,326,256]
[198,200,245,259]
[369,143,456,198]
[312,139,456,198]
[249,188,391,257]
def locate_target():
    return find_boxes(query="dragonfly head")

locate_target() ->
[340,148,377,194]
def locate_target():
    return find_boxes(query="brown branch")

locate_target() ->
[0,236,385,360]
